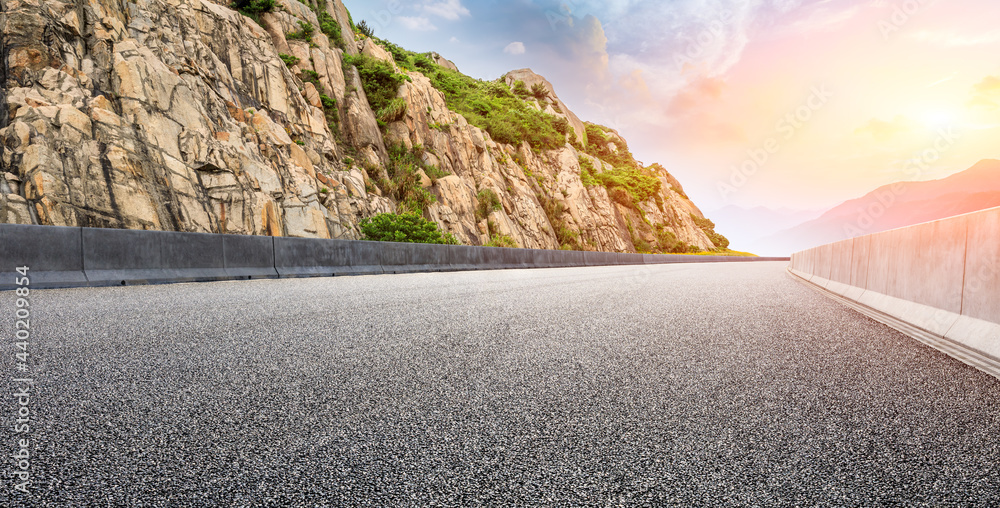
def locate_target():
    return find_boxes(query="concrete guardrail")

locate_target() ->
[788,206,1000,379]
[0,223,788,290]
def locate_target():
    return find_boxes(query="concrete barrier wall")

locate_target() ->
[788,206,1000,378]
[0,224,788,290]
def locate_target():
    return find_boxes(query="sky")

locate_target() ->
[341,0,1000,214]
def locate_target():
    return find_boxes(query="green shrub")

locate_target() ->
[595,167,661,205]
[475,189,502,220]
[607,187,632,208]
[343,53,409,117]
[486,233,518,248]
[279,53,300,67]
[537,193,578,249]
[512,80,530,98]
[378,143,449,213]
[584,123,637,170]
[578,156,598,187]
[230,0,275,25]
[530,83,548,100]
[360,212,458,244]
[691,214,730,250]
[286,21,315,41]
[377,97,408,124]
[317,12,345,50]
[299,69,321,90]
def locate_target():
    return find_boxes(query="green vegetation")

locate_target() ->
[691,214,730,250]
[378,97,408,124]
[475,189,502,220]
[595,167,660,205]
[583,123,637,169]
[654,226,700,254]
[343,54,410,128]
[485,233,518,248]
[428,69,567,150]
[279,53,300,68]
[319,93,339,137]
[363,40,570,151]
[371,144,448,213]
[360,212,459,244]
[530,83,548,100]
[298,70,322,92]
[512,80,530,98]
[317,12,346,50]
[356,20,374,38]
[230,0,275,26]
[537,193,579,249]
[578,156,598,187]
[286,21,315,41]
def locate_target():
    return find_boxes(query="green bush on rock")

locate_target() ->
[360,212,459,245]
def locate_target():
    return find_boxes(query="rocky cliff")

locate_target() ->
[0,0,725,252]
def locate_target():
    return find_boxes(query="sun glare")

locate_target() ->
[919,109,960,129]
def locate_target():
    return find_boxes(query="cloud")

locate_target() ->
[660,74,745,145]
[667,75,726,116]
[421,0,470,21]
[398,16,437,31]
[504,42,526,55]
[854,116,917,141]
[969,75,1000,110]
[449,36,460,43]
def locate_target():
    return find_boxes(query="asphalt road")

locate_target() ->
[2,262,999,506]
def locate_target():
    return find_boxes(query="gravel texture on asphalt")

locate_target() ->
[2,262,999,506]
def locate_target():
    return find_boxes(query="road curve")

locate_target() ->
[3,262,999,506]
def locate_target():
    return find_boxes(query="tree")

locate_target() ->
[356,20,374,38]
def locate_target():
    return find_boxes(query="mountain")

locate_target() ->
[709,205,824,254]
[759,160,1000,255]
[0,0,728,254]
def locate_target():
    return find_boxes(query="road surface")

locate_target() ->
[3,262,999,506]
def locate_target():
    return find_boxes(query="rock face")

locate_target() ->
[0,0,719,251]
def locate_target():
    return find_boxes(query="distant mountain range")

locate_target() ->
[753,159,1000,255]
[709,206,824,255]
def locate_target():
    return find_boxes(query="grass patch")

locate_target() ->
[485,233,518,248]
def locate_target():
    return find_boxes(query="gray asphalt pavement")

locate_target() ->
[2,262,999,506]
